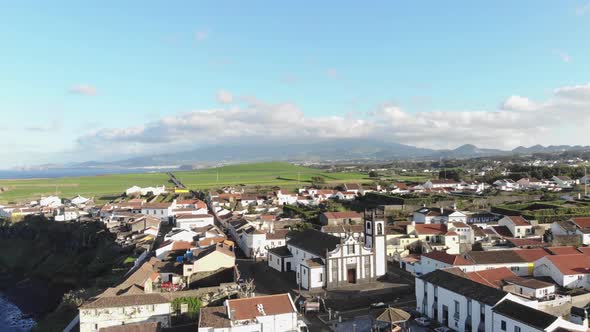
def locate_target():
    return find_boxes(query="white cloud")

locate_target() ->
[326,68,340,79]
[500,95,537,111]
[69,84,97,96]
[576,2,590,15]
[76,84,590,157]
[553,50,572,63]
[195,29,209,41]
[216,90,234,104]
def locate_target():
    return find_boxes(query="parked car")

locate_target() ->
[415,317,431,326]
[433,327,453,332]
[370,302,386,309]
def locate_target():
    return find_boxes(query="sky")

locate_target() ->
[1,1,590,168]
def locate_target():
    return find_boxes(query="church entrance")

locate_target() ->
[347,268,357,284]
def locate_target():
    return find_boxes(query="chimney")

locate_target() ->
[440,206,444,214]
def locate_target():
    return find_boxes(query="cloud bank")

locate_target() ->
[77,83,590,158]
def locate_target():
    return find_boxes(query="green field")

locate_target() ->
[0,162,370,204]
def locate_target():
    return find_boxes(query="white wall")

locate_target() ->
[79,303,171,332]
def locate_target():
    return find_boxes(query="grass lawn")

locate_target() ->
[0,162,370,203]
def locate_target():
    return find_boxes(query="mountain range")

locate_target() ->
[38,140,590,170]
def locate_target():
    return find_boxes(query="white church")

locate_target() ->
[268,210,386,290]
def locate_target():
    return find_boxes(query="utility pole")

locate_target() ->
[585,166,588,197]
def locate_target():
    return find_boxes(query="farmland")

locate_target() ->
[0,162,370,204]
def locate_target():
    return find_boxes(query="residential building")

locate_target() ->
[498,216,535,238]
[183,243,235,277]
[79,294,171,332]
[413,207,467,224]
[492,300,586,332]
[175,214,214,230]
[534,254,590,289]
[198,293,306,332]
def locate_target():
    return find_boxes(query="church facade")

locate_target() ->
[267,211,387,290]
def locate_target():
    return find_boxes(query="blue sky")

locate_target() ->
[1,1,590,167]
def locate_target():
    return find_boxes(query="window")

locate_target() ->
[348,244,355,255]
[277,258,279,264]
[501,320,506,331]
[467,300,472,313]
[303,269,306,275]
[578,275,583,280]
[319,273,323,282]
[367,222,371,230]
[377,223,383,235]
[511,266,519,271]
[514,326,521,332]
[454,300,460,318]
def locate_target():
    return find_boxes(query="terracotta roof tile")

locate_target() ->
[422,251,472,265]
[545,246,581,255]
[466,267,515,288]
[544,254,590,275]
[227,293,295,321]
[414,224,447,235]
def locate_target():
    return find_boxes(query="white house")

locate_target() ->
[416,268,514,332]
[552,176,574,188]
[498,216,534,238]
[198,293,306,332]
[126,185,167,197]
[79,293,171,332]
[164,228,198,242]
[533,254,590,289]
[71,195,90,206]
[412,207,467,224]
[40,196,62,207]
[175,214,214,230]
[141,201,176,222]
[423,179,460,189]
[492,299,586,332]
[493,179,520,191]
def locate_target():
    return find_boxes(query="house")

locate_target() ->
[416,268,514,332]
[533,254,590,289]
[552,176,574,188]
[175,214,214,230]
[126,185,167,197]
[39,196,62,207]
[493,179,520,191]
[99,321,162,332]
[498,216,535,238]
[198,293,306,332]
[412,207,467,224]
[267,211,386,290]
[319,211,362,226]
[343,183,363,194]
[155,241,194,259]
[492,300,586,332]
[420,251,473,275]
[517,177,544,190]
[183,243,235,277]
[79,293,171,332]
[579,174,590,186]
[502,277,556,300]
[71,195,91,206]
[141,201,176,222]
[423,179,460,189]
[164,228,198,242]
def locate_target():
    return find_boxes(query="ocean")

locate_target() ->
[0,295,35,332]
[0,168,174,180]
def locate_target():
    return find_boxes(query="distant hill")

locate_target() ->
[21,140,590,170]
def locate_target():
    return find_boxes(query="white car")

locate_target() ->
[415,317,431,326]
[434,327,453,332]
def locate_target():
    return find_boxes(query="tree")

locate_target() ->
[311,176,326,187]
[368,171,379,178]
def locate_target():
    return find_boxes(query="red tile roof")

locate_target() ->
[513,248,551,262]
[445,231,458,236]
[414,224,447,235]
[506,216,530,226]
[227,293,295,321]
[544,254,590,275]
[545,246,581,255]
[491,225,513,237]
[571,217,590,229]
[467,267,515,288]
[171,241,193,251]
[577,247,590,255]
[421,251,472,265]
[506,237,544,248]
